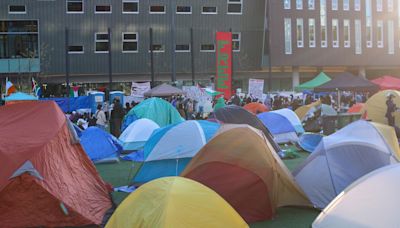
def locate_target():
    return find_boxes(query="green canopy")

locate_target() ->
[295,72,331,92]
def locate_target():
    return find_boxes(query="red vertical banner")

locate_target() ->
[216,32,232,99]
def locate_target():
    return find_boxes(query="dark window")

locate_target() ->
[95,5,111,13]
[150,5,165,13]
[68,45,84,53]
[202,6,217,13]
[228,4,242,13]
[177,6,191,13]
[123,33,138,52]
[176,44,190,52]
[95,33,109,52]
[0,21,38,33]
[67,0,83,13]
[123,1,138,13]
[200,44,215,51]
[9,5,26,13]
[232,33,240,51]
[150,44,164,52]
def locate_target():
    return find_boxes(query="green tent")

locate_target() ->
[295,72,331,92]
[213,97,226,111]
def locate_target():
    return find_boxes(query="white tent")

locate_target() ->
[313,164,400,228]
[294,120,399,208]
[119,118,160,150]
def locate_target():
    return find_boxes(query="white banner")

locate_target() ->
[131,82,151,97]
[182,86,213,113]
[248,79,264,100]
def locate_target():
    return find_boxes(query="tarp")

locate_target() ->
[314,72,379,92]
[363,90,400,127]
[294,120,399,209]
[122,97,184,130]
[313,164,400,228]
[182,125,311,223]
[144,83,186,97]
[295,72,331,92]
[106,177,248,228]
[119,118,160,150]
[41,96,91,113]
[80,127,122,163]
[4,92,38,102]
[243,102,269,114]
[0,101,112,227]
[371,75,400,90]
[133,120,220,183]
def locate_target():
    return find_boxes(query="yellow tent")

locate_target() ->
[105,177,248,228]
[370,122,400,159]
[295,100,322,121]
[364,90,400,127]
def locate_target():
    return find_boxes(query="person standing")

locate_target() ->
[386,93,397,127]
[110,99,125,137]
[95,104,107,130]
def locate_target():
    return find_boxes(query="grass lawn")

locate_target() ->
[95,150,320,227]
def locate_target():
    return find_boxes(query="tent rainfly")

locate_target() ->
[295,72,331,92]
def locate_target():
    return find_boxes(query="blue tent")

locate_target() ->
[80,127,122,163]
[257,112,299,144]
[133,120,220,183]
[298,133,323,153]
[5,92,38,102]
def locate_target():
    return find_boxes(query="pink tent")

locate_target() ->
[371,75,400,90]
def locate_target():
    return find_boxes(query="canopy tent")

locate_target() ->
[347,103,365,113]
[80,127,122,163]
[314,72,379,92]
[144,83,186,97]
[4,92,38,105]
[119,118,160,150]
[294,120,399,209]
[208,105,280,152]
[182,125,311,223]
[106,177,248,228]
[312,164,400,228]
[0,101,112,227]
[243,102,269,114]
[295,72,331,92]
[122,97,184,130]
[297,133,324,153]
[371,75,400,90]
[363,90,400,127]
[133,120,220,183]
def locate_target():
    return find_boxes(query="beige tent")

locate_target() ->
[313,164,400,228]
[144,83,185,97]
[181,124,311,223]
[363,90,400,126]
[295,100,322,121]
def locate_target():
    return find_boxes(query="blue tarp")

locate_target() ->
[41,96,91,113]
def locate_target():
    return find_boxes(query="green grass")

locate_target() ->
[95,149,319,227]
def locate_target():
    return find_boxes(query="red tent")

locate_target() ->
[371,75,400,90]
[347,103,365,113]
[0,101,112,227]
[243,102,269,114]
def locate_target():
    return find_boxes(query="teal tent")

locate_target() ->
[295,72,331,92]
[122,97,184,130]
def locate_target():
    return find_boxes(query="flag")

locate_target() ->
[31,77,42,97]
[6,79,16,96]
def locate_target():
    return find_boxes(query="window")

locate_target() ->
[202,6,217,14]
[377,0,383,12]
[332,19,339,48]
[175,44,190,52]
[366,0,373,48]
[284,18,292,54]
[354,0,361,11]
[309,18,316,47]
[308,0,315,10]
[95,5,111,13]
[343,0,350,10]
[95,33,109,53]
[388,20,394,54]
[176,6,192,14]
[284,0,291,9]
[320,0,327,47]
[296,0,303,10]
[149,44,165,52]
[9,5,26,14]
[150,5,165,14]
[232,32,241,51]
[296,18,304,47]
[377,20,384,48]
[200,44,215,52]
[332,0,338,10]
[355,20,362,54]
[388,0,394,12]
[122,33,138,53]
[68,45,84,54]
[344,19,351,48]
[66,0,83,13]
[123,0,138,14]
[227,0,242,14]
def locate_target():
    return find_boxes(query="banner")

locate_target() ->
[216,32,232,99]
[131,82,151,97]
[248,79,264,100]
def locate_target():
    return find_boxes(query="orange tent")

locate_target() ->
[181,124,311,223]
[347,103,365,113]
[0,101,112,227]
[243,102,269,114]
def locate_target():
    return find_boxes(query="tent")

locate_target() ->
[119,118,160,150]
[213,97,226,111]
[298,133,324,153]
[314,72,379,92]
[0,101,112,227]
[363,90,400,127]
[80,127,122,163]
[144,83,186,97]
[243,102,269,114]
[122,97,184,130]
[347,103,365,113]
[371,75,400,90]
[295,72,331,92]
[209,105,280,152]
[272,108,304,133]
[294,120,399,209]
[312,164,400,228]
[133,120,220,183]
[5,92,38,105]
[106,177,248,228]
[182,125,311,223]
[295,100,322,121]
